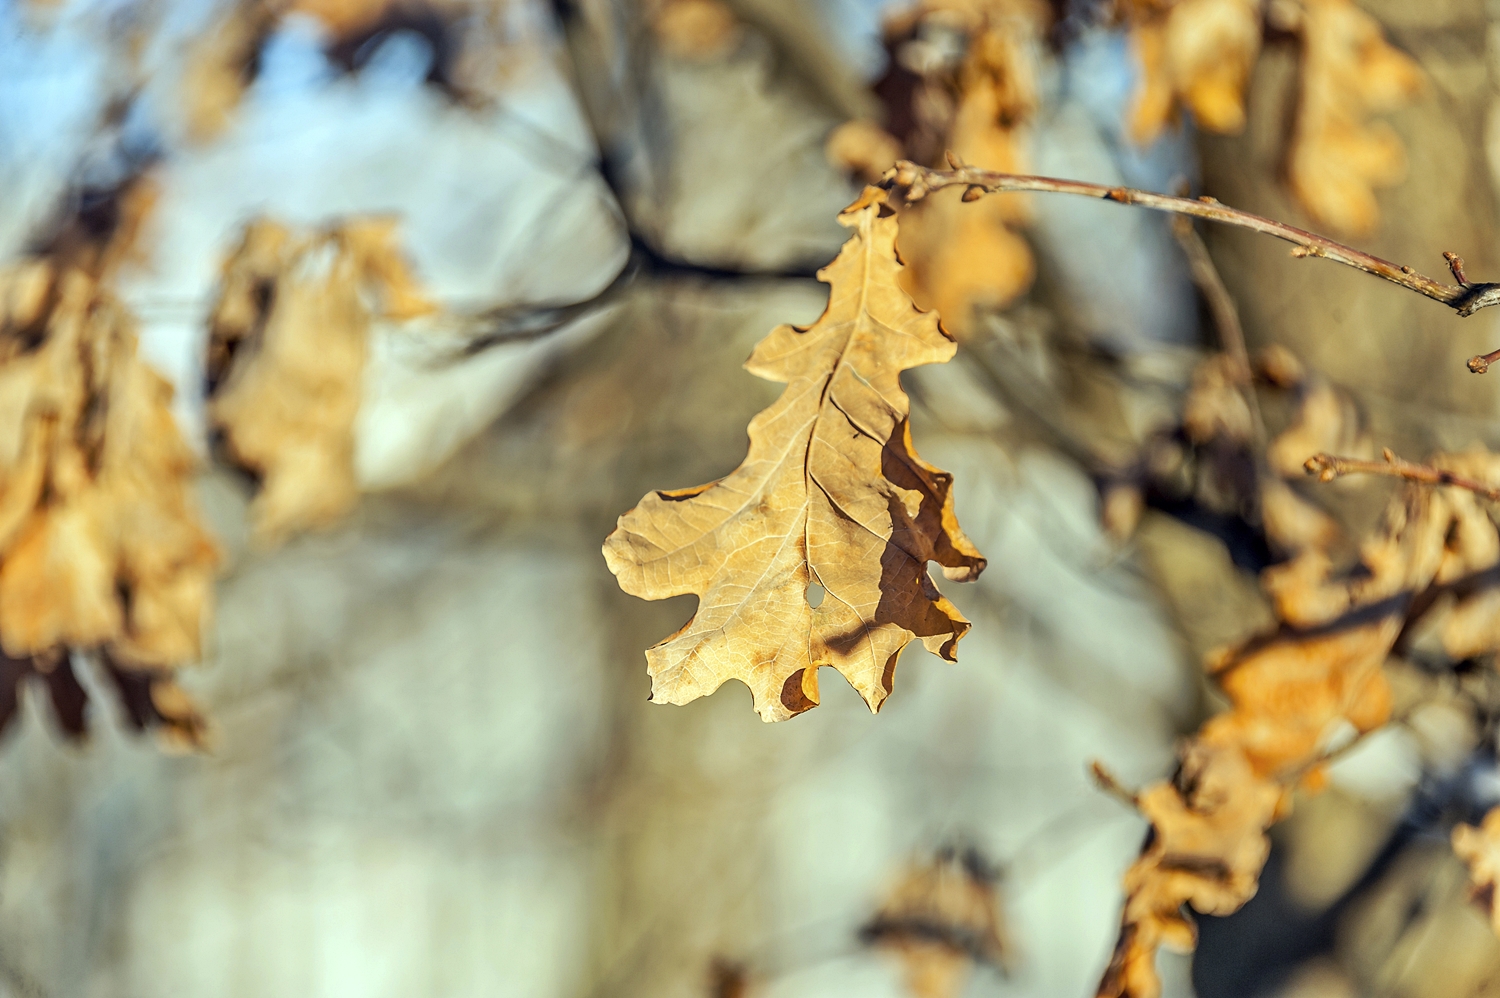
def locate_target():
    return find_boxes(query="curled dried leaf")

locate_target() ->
[0,262,220,745]
[1100,465,1460,997]
[856,0,1046,336]
[650,0,743,61]
[604,187,985,722]
[864,847,1009,998]
[208,217,437,546]
[826,121,905,185]
[1287,0,1423,235]
[1265,371,1369,478]
[1100,743,1284,998]
[1454,806,1500,938]
[1121,0,1265,145]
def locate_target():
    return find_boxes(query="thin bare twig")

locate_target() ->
[880,161,1500,343]
[1169,213,1267,447]
[1305,448,1500,502]
[1088,760,1140,809]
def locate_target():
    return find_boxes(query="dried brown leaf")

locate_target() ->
[1121,0,1264,145]
[208,217,437,546]
[1101,470,1456,997]
[1260,477,1340,556]
[1454,806,1500,938]
[1287,0,1423,236]
[1100,743,1285,998]
[0,261,220,744]
[826,120,905,185]
[857,0,1045,336]
[604,187,985,722]
[865,848,1008,998]
[1265,372,1369,478]
[650,0,742,61]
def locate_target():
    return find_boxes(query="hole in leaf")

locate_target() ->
[805,582,826,608]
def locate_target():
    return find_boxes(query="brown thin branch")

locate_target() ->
[1304,448,1500,502]
[881,162,1500,326]
[1089,760,1140,809]
[1169,214,1266,447]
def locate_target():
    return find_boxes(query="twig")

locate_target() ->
[1169,213,1266,446]
[1305,448,1500,502]
[1089,760,1140,809]
[880,161,1500,331]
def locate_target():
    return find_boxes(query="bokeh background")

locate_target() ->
[2,0,1499,996]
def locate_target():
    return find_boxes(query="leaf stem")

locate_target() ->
[1089,760,1140,809]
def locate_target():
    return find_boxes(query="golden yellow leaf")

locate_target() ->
[1260,478,1340,556]
[604,187,986,722]
[1287,0,1423,236]
[825,120,904,185]
[1100,469,1456,997]
[880,0,1045,336]
[865,848,1009,998]
[650,0,742,61]
[0,260,220,745]
[1265,372,1369,478]
[1099,743,1285,998]
[1121,0,1264,145]
[1454,806,1500,938]
[208,217,437,546]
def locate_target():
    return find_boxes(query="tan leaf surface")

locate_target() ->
[208,217,437,546]
[1182,354,1254,447]
[1286,0,1424,236]
[604,187,986,722]
[0,261,220,747]
[1119,0,1264,145]
[1100,470,1457,998]
[1454,806,1500,938]
[864,848,1009,998]
[180,0,518,139]
[831,0,1044,336]
[1099,743,1286,998]
[649,0,743,61]
[1264,370,1370,479]
[825,120,905,185]
[895,0,1044,336]
[1421,452,1500,663]
[180,2,278,142]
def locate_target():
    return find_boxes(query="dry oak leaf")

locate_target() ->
[1287,0,1423,236]
[826,120,905,185]
[1182,353,1254,447]
[603,187,986,722]
[864,847,1009,998]
[1260,477,1340,556]
[1099,478,1451,998]
[1265,370,1369,479]
[1414,451,1500,661]
[889,0,1045,336]
[0,263,219,748]
[208,217,437,546]
[1122,0,1264,145]
[650,0,742,61]
[1454,805,1500,938]
[1099,743,1285,998]
[0,264,220,670]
